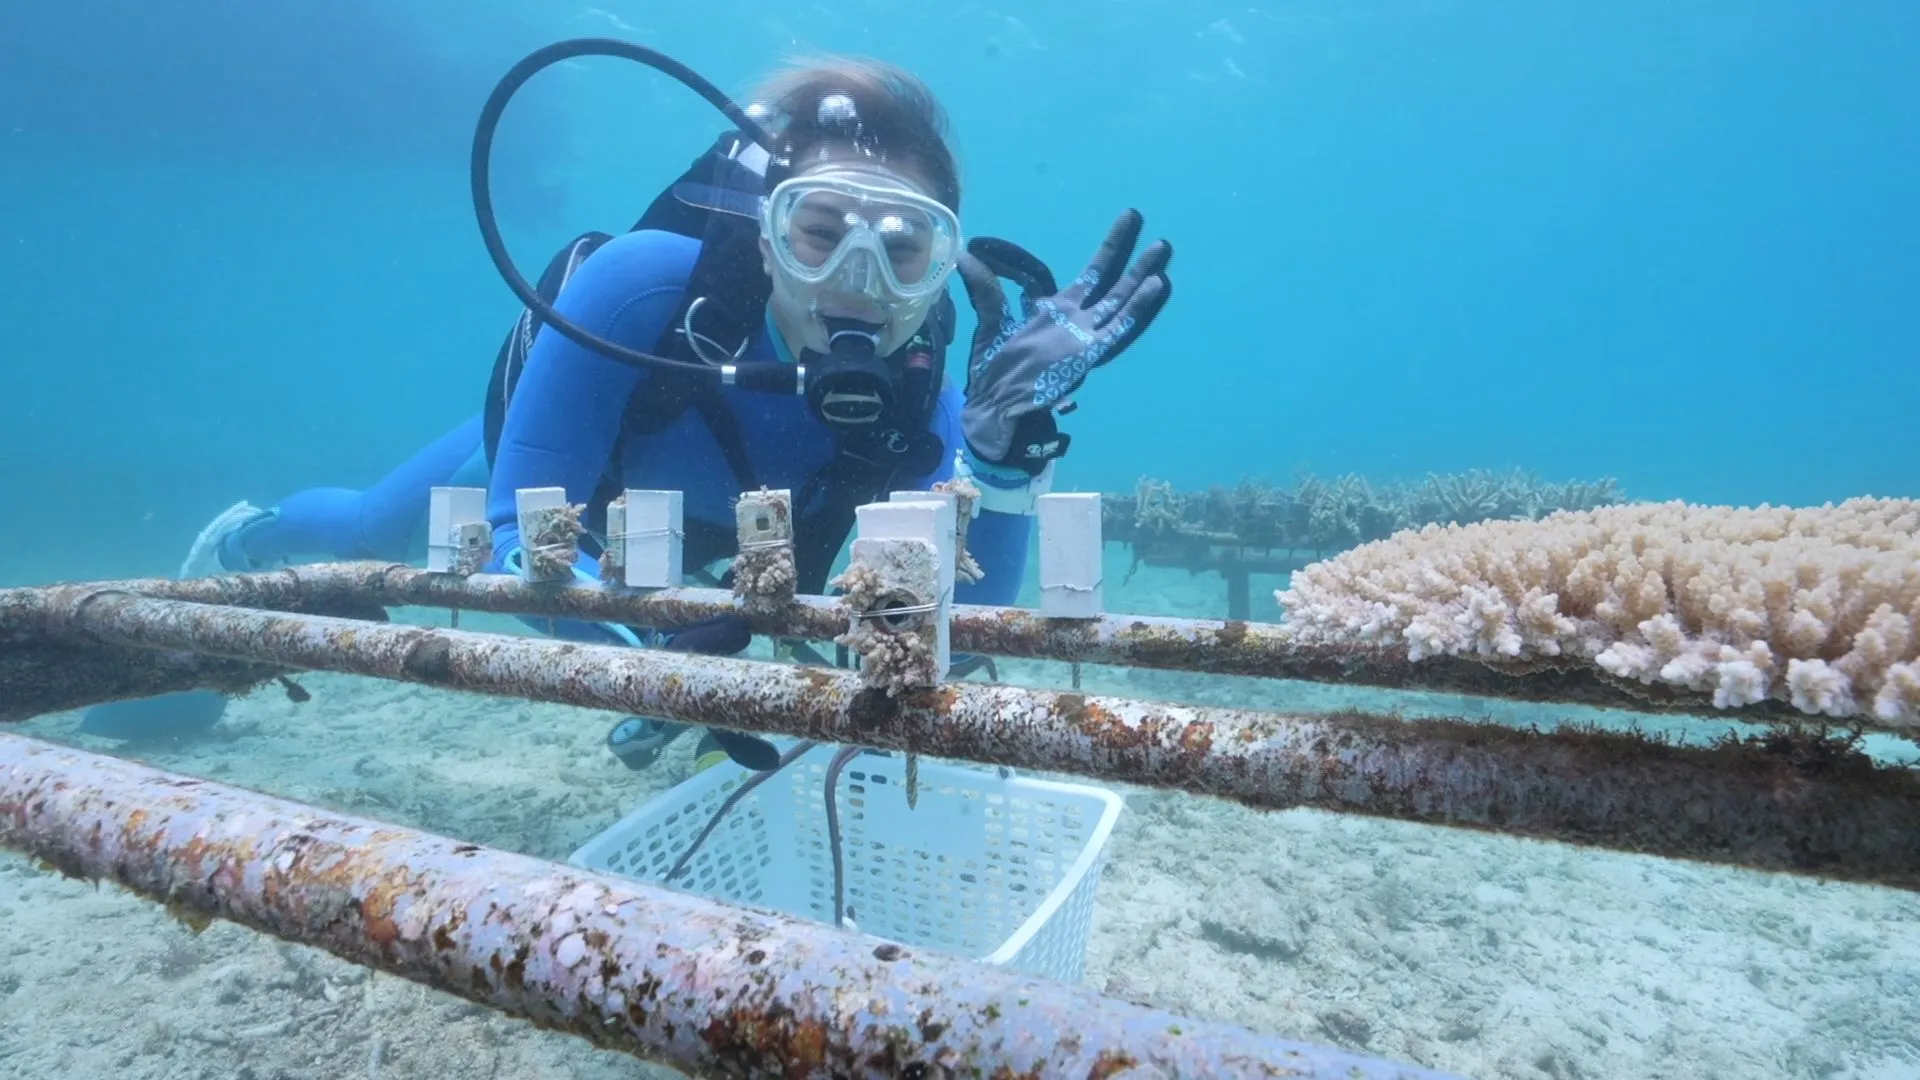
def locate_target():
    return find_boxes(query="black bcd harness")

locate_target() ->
[482,132,956,593]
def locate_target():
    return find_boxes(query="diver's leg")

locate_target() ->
[347,414,488,562]
[181,415,486,577]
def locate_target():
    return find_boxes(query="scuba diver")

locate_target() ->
[179,46,1173,770]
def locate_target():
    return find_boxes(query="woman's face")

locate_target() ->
[761,150,950,357]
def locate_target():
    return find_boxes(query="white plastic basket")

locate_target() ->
[568,742,1123,984]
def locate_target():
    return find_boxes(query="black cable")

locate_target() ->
[660,738,875,932]
[663,739,816,884]
[823,744,866,927]
[469,38,783,380]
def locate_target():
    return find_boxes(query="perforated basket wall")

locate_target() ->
[568,744,1123,984]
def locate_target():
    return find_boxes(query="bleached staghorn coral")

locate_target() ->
[1274,498,1920,729]
[932,475,985,584]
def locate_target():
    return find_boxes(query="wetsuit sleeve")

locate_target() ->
[484,231,697,644]
[485,231,697,570]
[902,381,1035,608]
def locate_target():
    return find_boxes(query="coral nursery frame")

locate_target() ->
[1,482,1913,1080]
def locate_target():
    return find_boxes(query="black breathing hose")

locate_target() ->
[468,38,785,381]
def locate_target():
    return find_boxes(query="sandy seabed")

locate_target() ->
[4,571,1918,1080]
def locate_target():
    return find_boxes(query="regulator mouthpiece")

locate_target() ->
[807,318,893,427]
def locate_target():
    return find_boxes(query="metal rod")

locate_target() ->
[25,589,1920,891]
[1224,561,1251,622]
[0,734,1458,1080]
[0,563,1823,723]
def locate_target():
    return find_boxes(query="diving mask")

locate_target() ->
[762,169,962,316]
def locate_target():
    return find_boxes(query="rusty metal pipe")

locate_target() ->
[0,564,1821,722]
[28,589,1920,891]
[0,733,1460,1079]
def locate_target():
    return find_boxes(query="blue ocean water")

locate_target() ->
[2,0,1914,587]
[2,5,1919,1079]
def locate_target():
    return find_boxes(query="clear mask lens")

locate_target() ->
[766,173,960,301]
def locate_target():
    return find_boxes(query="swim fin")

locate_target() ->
[79,690,229,742]
[704,728,782,771]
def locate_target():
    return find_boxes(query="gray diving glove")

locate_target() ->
[956,210,1173,475]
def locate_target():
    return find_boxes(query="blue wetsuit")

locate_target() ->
[235,414,490,566]
[231,230,1035,635]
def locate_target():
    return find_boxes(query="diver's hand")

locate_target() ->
[956,210,1172,475]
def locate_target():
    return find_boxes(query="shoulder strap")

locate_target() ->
[630,132,768,236]
[484,132,768,466]
[620,208,768,497]
[483,231,615,469]
[623,130,774,446]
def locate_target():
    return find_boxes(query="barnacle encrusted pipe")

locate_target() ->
[25,590,1920,890]
[0,733,1462,1080]
[3,563,1846,723]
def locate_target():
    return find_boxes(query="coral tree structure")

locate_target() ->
[1112,469,1624,558]
[1275,498,1920,729]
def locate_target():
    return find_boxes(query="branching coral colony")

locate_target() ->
[1276,497,1920,729]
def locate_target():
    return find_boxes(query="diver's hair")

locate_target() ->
[749,57,962,213]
